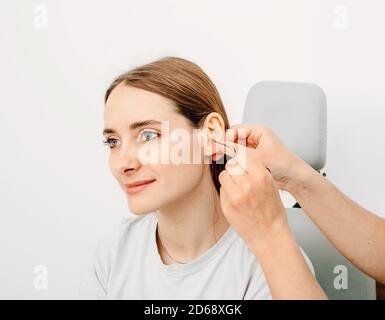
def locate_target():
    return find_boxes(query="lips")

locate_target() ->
[124,179,156,195]
[125,179,156,188]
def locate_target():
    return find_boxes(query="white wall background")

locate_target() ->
[0,0,384,299]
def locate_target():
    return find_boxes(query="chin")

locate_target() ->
[126,199,158,215]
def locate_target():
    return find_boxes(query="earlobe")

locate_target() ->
[203,130,226,161]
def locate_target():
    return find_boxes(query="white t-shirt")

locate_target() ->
[78,211,315,300]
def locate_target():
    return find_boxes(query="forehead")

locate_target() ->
[104,83,197,136]
[104,83,175,121]
[104,83,175,124]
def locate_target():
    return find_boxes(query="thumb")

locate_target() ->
[228,142,269,173]
[225,125,265,149]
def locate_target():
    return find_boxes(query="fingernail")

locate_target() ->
[227,158,237,166]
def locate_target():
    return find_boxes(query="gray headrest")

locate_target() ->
[243,81,327,170]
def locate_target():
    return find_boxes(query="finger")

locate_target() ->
[218,168,237,189]
[228,141,271,174]
[210,139,247,172]
[212,139,237,158]
[214,138,267,175]
[226,124,267,149]
[245,156,276,190]
[225,157,249,184]
[225,146,270,184]
[226,142,251,174]
[218,183,235,214]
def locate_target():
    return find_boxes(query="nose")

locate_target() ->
[119,159,141,175]
[113,142,142,175]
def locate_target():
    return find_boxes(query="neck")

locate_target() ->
[155,167,230,264]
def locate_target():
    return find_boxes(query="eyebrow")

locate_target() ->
[103,120,163,136]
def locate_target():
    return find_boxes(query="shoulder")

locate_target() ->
[92,213,154,265]
[119,212,154,230]
[78,213,154,299]
[118,212,154,240]
[102,213,154,248]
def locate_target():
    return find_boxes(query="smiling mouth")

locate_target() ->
[124,179,156,195]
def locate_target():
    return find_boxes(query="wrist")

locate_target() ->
[247,221,295,258]
[283,159,320,198]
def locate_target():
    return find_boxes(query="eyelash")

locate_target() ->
[102,130,160,149]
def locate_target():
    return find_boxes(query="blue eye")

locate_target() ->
[102,130,159,149]
[139,130,159,142]
[102,137,119,149]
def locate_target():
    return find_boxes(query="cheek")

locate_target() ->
[108,155,115,175]
[157,164,204,196]
[108,154,118,179]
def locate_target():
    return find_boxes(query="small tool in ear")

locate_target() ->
[210,136,271,174]
[210,137,237,158]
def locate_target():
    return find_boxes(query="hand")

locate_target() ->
[223,124,310,191]
[217,143,327,299]
[218,143,291,249]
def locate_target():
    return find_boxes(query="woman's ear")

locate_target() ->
[202,112,226,161]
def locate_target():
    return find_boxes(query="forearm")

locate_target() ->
[248,228,327,300]
[286,162,385,283]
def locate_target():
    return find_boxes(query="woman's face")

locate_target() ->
[104,83,212,215]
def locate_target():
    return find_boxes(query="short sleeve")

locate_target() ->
[77,220,122,299]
